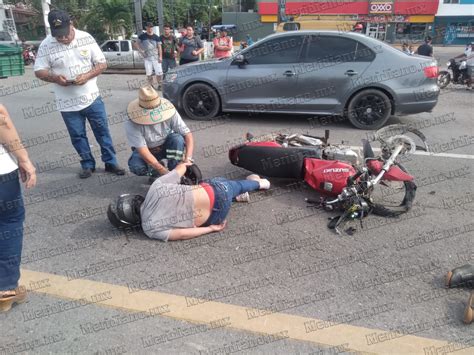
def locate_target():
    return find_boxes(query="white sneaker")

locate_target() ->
[235,192,250,202]
[258,179,271,190]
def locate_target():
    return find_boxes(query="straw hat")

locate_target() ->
[127,86,176,125]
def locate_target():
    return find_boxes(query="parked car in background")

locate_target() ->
[101,39,144,69]
[163,31,440,129]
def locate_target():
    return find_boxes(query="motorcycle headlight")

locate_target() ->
[446,61,451,67]
[164,72,178,83]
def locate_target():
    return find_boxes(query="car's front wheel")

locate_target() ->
[182,83,220,120]
[346,89,392,130]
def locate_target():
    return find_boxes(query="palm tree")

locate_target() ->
[80,0,132,39]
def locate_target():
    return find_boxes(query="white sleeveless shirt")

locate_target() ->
[0,143,18,175]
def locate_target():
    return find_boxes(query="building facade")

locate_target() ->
[434,0,474,45]
[257,0,439,43]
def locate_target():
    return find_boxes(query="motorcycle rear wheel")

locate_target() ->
[437,71,451,89]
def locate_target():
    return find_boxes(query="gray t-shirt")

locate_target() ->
[140,170,196,241]
[125,112,190,149]
[138,33,161,60]
[179,36,203,60]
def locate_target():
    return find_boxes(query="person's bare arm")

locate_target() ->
[35,69,69,86]
[136,146,169,175]
[74,62,107,85]
[168,222,226,241]
[0,105,36,188]
[184,132,194,162]
[158,43,163,62]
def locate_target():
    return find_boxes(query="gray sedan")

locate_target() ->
[163,31,440,129]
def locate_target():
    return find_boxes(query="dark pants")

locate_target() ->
[162,57,177,74]
[128,133,185,176]
[179,58,199,65]
[0,170,25,291]
[60,97,118,170]
[203,177,260,226]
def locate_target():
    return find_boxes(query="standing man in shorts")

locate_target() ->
[136,22,163,89]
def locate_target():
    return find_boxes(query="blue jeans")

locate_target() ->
[162,57,177,74]
[61,97,118,170]
[203,177,260,226]
[0,170,25,291]
[128,133,185,176]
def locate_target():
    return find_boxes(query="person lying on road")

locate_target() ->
[107,163,270,241]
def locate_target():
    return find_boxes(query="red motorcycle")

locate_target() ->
[22,47,36,65]
[229,125,428,235]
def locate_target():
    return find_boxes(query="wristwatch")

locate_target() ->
[186,157,194,163]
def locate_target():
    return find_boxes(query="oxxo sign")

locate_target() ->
[369,1,394,14]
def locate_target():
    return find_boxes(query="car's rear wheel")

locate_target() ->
[182,83,220,120]
[346,89,392,130]
[437,71,451,89]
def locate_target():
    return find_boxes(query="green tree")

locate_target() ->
[79,0,133,41]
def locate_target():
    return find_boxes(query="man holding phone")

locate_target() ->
[34,10,125,179]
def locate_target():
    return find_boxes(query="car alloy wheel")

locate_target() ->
[347,89,392,130]
[182,83,220,120]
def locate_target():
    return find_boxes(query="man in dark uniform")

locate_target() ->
[416,36,433,57]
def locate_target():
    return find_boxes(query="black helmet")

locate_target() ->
[107,194,144,229]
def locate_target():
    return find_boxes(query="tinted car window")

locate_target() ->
[120,41,130,52]
[303,35,375,63]
[244,35,304,64]
[103,41,119,52]
[354,41,375,62]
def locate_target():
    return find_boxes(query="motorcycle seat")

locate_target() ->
[230,145,321,179]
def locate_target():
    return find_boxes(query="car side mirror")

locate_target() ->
[234,54,246,67]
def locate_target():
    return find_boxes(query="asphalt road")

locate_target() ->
[0,46,473,354]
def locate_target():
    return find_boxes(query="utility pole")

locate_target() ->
[41,0,51,36]
[134,0,152,34]
[209,0,211,36]
[156,0,164,35]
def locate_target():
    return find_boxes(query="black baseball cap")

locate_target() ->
[48,10,71,37]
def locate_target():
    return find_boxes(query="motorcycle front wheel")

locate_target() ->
[437,71,451,89]
[368,164,416,217]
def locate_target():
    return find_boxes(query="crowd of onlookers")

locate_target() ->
[133,22,252,90]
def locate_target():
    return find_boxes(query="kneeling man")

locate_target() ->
[125,86,194,179]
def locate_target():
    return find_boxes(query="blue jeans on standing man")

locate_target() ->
[128,133,185,176]
[60,97,118,170]
[203,177,260,226]
[0,170,25,291]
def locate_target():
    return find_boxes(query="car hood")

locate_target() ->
[174,58,228,77]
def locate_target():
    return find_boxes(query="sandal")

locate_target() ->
[0,286,27,313]
[464,292,473,324]
[446,264,474,288]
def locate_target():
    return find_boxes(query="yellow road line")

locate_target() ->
[20,269,471,354]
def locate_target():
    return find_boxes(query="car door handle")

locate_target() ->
[283,70,296,77]
[345,70,358,76]
[117,53,121,56]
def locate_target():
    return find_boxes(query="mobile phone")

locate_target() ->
[66,79,76,84]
